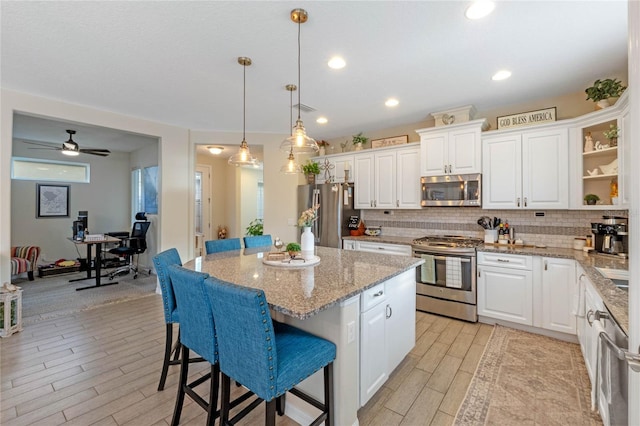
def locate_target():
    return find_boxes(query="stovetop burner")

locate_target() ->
[412,235,484,249]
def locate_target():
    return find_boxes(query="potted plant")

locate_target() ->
[301,160,320,184]
[245,218,263,236]
[285,242,301,258]
[317,140,330,156]
[585,78,626,109]
[351,132,369,151]
[584,193,600,205]
[603,124,619,147]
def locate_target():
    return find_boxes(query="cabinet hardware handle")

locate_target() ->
[517,197,521,207]
[373,290,384,297]
[586,309,595,326]
[497,258,510,263]
[524,197,528,207]
[449,164,452,173]
[478,270,481,277]
[396,200,399,207]
[444,165,447,173]
[544,261,548,271]
[378,247,385,250]
[374,200,377,207]
[370,200,373,207]
[386,304,392,319]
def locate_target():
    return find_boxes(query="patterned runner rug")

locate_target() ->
[15,269,158,325]
[455,325,601,425]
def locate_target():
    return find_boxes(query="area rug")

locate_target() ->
[455,325,601,425]
[15,269,158,325]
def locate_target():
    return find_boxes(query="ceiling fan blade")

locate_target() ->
[79,149,111,157]
[27,146,61,151]
[21,140,62,149]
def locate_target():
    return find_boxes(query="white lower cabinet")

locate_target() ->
[477,262,533,325]
[360,269,415,406]
[478,252,577,335]
[576,267,604,385]
[539,257,577,334]
[352,241,412,256]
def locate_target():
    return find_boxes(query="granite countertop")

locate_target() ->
[184,246,423,320]
[479,244,629,334]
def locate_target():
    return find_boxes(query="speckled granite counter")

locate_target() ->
[479,244,629,334]
[184,245,423,320]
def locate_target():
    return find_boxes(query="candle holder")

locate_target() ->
[344,169,350,182]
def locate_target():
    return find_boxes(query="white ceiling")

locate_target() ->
[1,1,628,151]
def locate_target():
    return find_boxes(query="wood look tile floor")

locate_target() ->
[1,294,486,425]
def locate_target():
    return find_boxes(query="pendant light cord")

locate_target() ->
[243,61,247,142]
[297,18,302,122]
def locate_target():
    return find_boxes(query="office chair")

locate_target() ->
[108,213,151,279]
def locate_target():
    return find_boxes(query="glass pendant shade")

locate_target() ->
[280,119,318,153]
[228,139,257,166]
[280,150,301,174]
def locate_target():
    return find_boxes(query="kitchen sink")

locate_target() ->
[595,267,629,291]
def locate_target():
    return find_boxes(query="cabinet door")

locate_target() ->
[477,265,533,325]
[583,282,604,384]
[420,132,448,176]
[354,154,374,209]
[374,151,396,209]
[333,154,355,183]
[482,134,522,209]
[522,129,569,209]
[540,257,576,334]
[385,271,416,373]
[360,302,387,406]
[396,147,421,208]
[449,127,481,174]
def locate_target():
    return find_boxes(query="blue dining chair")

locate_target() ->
[204,277,336,426]
[152,248,189,391]
[243,234,273,248]
[167,265,254,426]
[205,238,241,254]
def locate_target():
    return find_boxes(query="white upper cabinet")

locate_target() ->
[353,144,421,209]
[314,153,354,184]
[417,119,488,177]
[482,126,569,209]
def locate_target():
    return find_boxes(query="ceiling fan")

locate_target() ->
[22,129,111,157]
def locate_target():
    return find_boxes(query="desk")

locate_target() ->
[184,246,423,426]
[68,236,122,291]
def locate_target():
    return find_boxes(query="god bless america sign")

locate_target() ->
[497,107,557,130]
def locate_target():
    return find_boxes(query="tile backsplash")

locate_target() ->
[362,208,628,249]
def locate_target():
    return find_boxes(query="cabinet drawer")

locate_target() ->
[477,252,532,270]
[361,283,386,312]
[356,241,412,257]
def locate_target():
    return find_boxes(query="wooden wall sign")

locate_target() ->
[371,135,409,149]
[497,107,557,130]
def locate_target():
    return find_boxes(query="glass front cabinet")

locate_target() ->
[569,92,629,209]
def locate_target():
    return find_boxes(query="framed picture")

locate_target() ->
[371,135,409,149]
[36,183,70,218]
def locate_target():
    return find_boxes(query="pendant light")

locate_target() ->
[281,84,302,174]
[279,8,318,154]
[228,57,258,166]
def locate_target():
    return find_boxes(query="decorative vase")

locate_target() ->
[301,226,314,260]
[596,99,610,110]
[306,174,316,184]
[318,146,326,156]
[609,137,618,147]
[354,143,363,151]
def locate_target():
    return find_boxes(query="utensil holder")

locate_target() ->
[484,229,498,244]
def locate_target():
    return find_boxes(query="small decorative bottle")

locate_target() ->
[610,178,618,204]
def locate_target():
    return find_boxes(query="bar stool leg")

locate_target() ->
[325,363,334,426]
[276,394,286,416]
[265,399,276,426]
[206,364,220,426]
[171,346,190,426]
[220,373,231,426]
[158,323,174,391]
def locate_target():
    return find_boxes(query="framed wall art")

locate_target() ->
[36,183,70,218]
[370,135,409,149]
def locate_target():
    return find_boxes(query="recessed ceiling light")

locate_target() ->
[385,98,399,107]
[492,70,512,81]
[207,146,224,155]
[465,1,495,20]
[328,56,346,69]
[316,117,328,124]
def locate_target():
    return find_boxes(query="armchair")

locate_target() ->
[11,246,40,281]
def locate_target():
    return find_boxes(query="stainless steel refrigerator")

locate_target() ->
[297,183,359,248]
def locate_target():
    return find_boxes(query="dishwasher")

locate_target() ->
[589,308,640,426]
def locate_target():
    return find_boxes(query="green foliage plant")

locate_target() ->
[301,160,320,175]
[352,132,369,145]
[286,242,301,253]
[245,218,263,236]
[603,124,618,140]
[584,194,600,204]
[585,78,626,102]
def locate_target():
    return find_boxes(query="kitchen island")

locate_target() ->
[184,246,423,426]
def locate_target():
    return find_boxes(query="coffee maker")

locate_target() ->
[591,216,628,257]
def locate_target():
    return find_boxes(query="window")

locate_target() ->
[256,181,264,220]
[131,166,158,219]
[11,157,90,183]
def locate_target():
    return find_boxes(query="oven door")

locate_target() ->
[414,251,476,304]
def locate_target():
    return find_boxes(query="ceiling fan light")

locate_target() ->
[465,0,495,20]
[61,150,79,156]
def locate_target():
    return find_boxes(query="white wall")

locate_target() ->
[1,89,192,284]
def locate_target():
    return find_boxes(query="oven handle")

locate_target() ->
[426,255,471,263]
[592,310,640,373]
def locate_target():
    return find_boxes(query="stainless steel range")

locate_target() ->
[412,235,483,322]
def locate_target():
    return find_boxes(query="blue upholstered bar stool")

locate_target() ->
[243,235,273,248]
[152,248,191,391]
[205,238,241,254]
[204,278,336,426]
[168,265,255,426]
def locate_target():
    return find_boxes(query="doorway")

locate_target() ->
[195,164,212,256]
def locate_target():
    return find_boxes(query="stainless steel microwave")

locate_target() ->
[420,173,482,207]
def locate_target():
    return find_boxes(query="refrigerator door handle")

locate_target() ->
[313,189,321,242]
